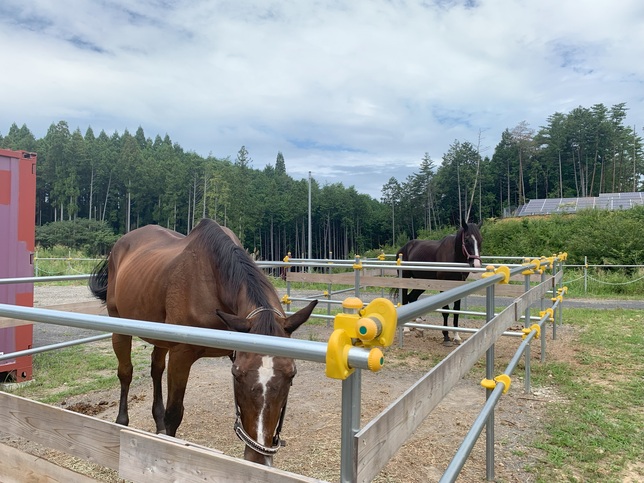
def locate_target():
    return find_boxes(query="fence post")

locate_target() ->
[485,283,496,482]
[584,255,588,294]
[340,370,361,483]
[354,255,361,299]
[524,272,532,393]
[540,269,547,363]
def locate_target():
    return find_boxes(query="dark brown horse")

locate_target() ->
[398,220,482,346]
[88,219,317,466]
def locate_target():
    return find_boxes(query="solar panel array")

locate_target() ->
[516,192,644,216]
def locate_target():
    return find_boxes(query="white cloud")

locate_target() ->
[1,0,642,199]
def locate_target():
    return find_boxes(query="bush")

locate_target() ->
[482,207,644,266]
[36,219,118,256]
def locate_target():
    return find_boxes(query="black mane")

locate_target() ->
[189,219,283,335]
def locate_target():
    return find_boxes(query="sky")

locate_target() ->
[1,1,643,200]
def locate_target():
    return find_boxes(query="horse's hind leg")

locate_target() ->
[151,346,169,434]
[164,347,198,437]
[112,333,133,426]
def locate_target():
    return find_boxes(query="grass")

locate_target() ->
[528,308,644,482]
[34,246,102,278]
[6,340,149,404]
[561,267,644,299]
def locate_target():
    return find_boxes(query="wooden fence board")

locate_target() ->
[119,429,327,483]
[0,392,121,470]
[0,301,105,328]
[0,442,98,483]
[286,272,526,296]
[354,276,555,482]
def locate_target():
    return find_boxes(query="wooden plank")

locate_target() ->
[354,300,525,482]
[0,391,122,470]
[119,429,327,483]
[0,442,98,483]
[286,272,356,285]
[0,301,106,328]
[286,272,527,297]
[43,300,106,315]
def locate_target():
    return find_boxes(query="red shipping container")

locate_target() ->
[0,148,37,382]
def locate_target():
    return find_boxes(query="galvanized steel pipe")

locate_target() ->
[0,304,375,371]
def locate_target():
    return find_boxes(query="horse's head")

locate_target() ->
[217,300,317,465]
[460,220,482,268]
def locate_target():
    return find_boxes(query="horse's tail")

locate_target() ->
[89,257,109,303]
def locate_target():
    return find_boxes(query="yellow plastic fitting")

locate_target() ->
[377,252,386,261]
[480,374,512,394]
[367,348,385,372]
[357,317,381,342]
[281,294,292,305]
[325,297,396,379]
[480,378,496,390]
[539,308,554,322]
[396,254,402,265]
[495,265,511,284]
[495,374,511,394]
[353,256,363,270]
[326,329,353,379]
[481,265,496,278]
[359,298,397,347]
[522,323,541,339]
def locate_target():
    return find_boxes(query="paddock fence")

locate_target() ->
[0,253,566,482]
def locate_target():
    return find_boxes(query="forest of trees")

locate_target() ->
[1,102,641,259]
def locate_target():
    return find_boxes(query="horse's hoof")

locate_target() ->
[453,338,462,346]
[443,340,453,347]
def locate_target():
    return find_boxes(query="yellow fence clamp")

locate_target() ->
[481,374,512,394]
[326,297,397,380]
[522,324,541,339]
[539,308,555,323]
[481,265,510,284]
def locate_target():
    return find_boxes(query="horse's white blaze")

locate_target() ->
[256,355,275,447]
[472,238,482,268]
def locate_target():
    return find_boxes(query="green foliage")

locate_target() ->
[2,101,642,260]
[36,219,118,256]
[482,207,644,265]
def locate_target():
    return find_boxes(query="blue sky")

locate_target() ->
[1,0,643,199]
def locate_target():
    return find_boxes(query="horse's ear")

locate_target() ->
[284,300,318,335]
[461,218,468,230]
[217,310,252,333]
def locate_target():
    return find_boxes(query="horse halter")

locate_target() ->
[233,395,287,456]
[461,237,481,264]
[231,305,288,456]
[245,306,285,319]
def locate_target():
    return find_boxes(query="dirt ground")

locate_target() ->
[2,285,576,482]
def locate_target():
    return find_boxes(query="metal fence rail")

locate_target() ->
[0,253,566,482]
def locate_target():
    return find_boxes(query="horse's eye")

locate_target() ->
[232,365,245,380]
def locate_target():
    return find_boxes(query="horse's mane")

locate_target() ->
[189,219,283,336]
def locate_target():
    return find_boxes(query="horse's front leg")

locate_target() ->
[151,346,169,434]
[441,306,452,346]
[112,333,133,426]
[164,347,198,437]
[451,299,462,345]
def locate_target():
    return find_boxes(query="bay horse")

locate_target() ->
[88,218,317,466]
[398,220,482,346]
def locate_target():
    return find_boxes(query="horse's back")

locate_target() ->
[107,225,189,322]
[400,236,461,280]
